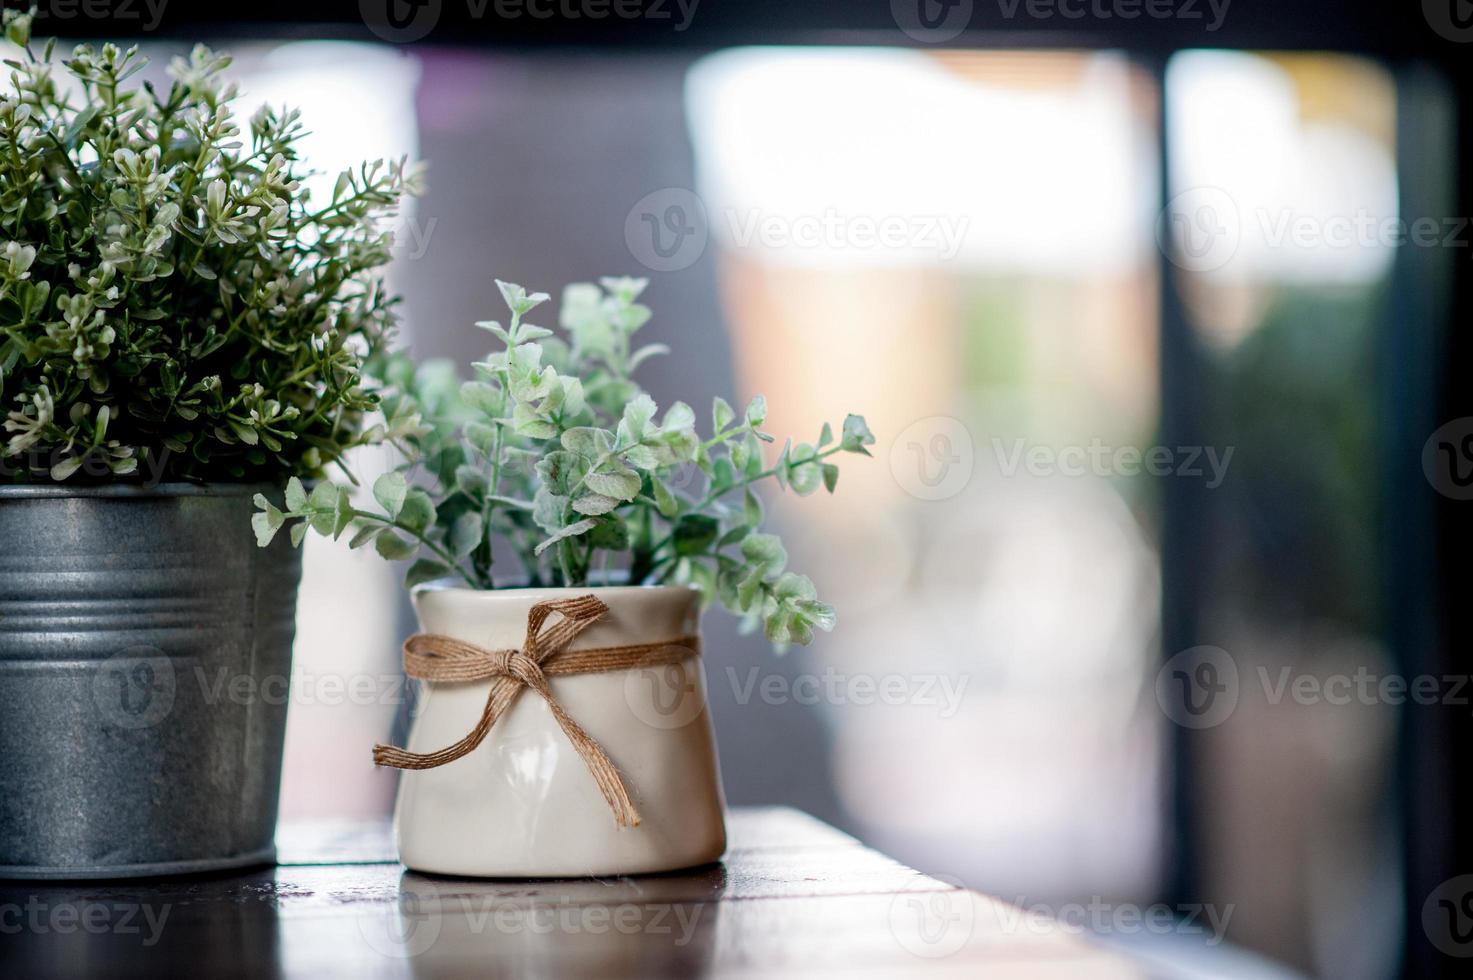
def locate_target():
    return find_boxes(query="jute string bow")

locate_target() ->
[373,594,699,828]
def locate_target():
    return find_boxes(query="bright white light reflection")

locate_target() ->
[686,48,1154,273]
[1167,51,1398,285]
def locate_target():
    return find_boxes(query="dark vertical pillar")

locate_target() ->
[1149,53,1209,907]
[1390,63,1463,980]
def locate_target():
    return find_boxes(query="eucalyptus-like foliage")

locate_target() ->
[0,13,418,482]
[254,278,875,648]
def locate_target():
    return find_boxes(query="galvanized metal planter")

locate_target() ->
[0,483,302,879]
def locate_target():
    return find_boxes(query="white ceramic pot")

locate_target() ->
[393,585,727,877]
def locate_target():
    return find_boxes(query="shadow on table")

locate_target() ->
[0,868,286,980]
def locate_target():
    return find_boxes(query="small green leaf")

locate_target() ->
[774,572,817,601]
[712,396,735,433]
[398,490,436,535]
[717,524,750,548]
[405,558,451,588]
[511,403,558,440]
[623,444,661,469]
[534,518,598,556]
[652,477,679,518]
[736,568,765,611]
[589,514,630,551]
[618,393,657,445]
[348,524,384,549]
[730,438,750,471]
[332,486,355,539]
[673,514,719,556]
[822,463,840,493]
[572,492,620,516]
[584,468,641,501]
[251,505,284,547]
[743,488,763,526]
[561,427,612,458]
[841,414,875,455]
[537,451,585,496]
[373,472,408,520]
[285,477,308,511]
[465,421,498,454]
[796,599,837,632]
[740,533,786,575]
[745,394,767,427]
[49,455,84,481]
[374,531,416,560]
[788,444,822,496]
[455,465,488,500]
[449,512,483,558]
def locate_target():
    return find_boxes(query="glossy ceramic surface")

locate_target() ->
[395,585,727,877]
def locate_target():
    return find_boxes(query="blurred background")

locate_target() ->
[45,2,1472,977]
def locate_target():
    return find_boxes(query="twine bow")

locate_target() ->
[373,594,699,828]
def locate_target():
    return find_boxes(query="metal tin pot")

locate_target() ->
[0,483,302,879]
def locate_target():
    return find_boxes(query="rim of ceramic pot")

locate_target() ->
[0,481,280,500]
[413,579,695,598]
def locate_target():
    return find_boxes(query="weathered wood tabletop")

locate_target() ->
[0,807,1140,977]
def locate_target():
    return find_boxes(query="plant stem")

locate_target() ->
[350,508,476,587]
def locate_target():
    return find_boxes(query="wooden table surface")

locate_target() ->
[0,807,1142,978]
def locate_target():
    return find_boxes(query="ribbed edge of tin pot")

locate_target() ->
[0,846,278,880]
[0,481,280,500]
